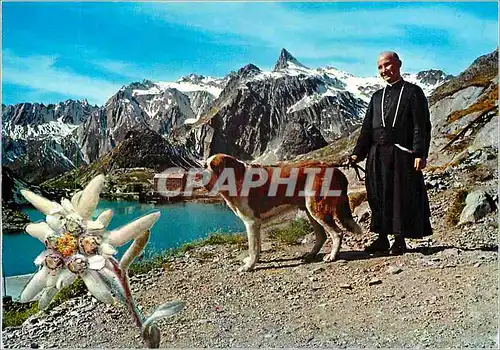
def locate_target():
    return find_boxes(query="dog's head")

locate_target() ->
[202,153,246,193]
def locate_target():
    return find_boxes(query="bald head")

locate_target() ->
[377,51,402,84]
[379,51,400,62]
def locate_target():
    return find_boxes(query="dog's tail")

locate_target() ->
[336,174,363,235]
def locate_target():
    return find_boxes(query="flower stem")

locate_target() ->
[108,257,155,348]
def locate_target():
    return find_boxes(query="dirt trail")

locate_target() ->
[2,225,497,348]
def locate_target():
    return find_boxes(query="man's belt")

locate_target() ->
[372,129,415,154]
[372,128,395,145]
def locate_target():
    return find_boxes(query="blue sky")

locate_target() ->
[2,2,498,106]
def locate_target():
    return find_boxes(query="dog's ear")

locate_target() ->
[207,155,219,173]
[222,155,246,179]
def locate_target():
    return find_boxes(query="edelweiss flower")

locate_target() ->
[20,175,161,309]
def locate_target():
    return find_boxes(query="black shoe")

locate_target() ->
[364,236,390,254]
[389,236,407,255]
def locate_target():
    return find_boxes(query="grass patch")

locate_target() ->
[2,277,88,328]
[2,302,39,328]
[445,189,468,227]
[447,84,498,123]
[41,168,83,190]
[48,278,87,310]
[128,232,247,276]
[268,218,313,245]
[4,232,246,327]
[203,233,247,246]
[293,128,360,164]
[129,252,172,276]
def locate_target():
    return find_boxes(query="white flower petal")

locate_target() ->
[61,198,74,214]
[20,266,50,303]
[88,255,106,270]
[71,190,84,210]
[87,220,105,231]
[46,214,65,232]
[38,287,58,310]
[108,212,160,247]
[26,223,55,243]
[96,209,113,228]
[34,251,49,266]
[98,267,126,303]
[56,269,77,289]
[76,175,106,220]
[99,243,117,257]
[81,270,115,304]
[45,270,59,288]
[119,230,150,271]
[21,190,63,216]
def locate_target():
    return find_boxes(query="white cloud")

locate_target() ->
[138,3,497,75]
[3,50,122,105]
[89,59,147,80]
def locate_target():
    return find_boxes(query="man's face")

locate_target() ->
[377,54,401,84]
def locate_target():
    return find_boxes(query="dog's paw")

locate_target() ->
[323,254,337,262]
[237,257,255,272]
[238,264,253,272]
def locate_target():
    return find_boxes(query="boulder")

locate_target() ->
[470,116,499,152]
[353,201,371,223]
[458,190,494,225]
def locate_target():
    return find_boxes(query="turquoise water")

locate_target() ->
[2,200,245,277]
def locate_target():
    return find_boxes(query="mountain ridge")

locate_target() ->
[1,48,464,185]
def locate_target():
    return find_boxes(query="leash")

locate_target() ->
[330,159,366,182]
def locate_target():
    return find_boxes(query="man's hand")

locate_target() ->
[350,155,358,164]
[414,157,426,171]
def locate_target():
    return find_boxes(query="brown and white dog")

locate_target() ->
[201,153,363,272]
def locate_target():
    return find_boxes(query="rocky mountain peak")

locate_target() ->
[124,80,156,91]
[273,48,308,71]
[2,100,97,128]
[178,74,206,83]
[462,48,498,82]
[237,64,262,78]
[429,48,498,105]
[415,69,454,86]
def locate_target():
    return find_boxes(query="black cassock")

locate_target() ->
[353,79,432,238]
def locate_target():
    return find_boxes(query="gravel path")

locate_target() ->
[2,165,498,349]
[2,225,497,348]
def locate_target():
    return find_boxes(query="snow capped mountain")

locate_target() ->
[2,100,98,140]
[2,100,97,183]
[2,48,455,183]
[127,75,228,125]
[249,49,450,104]
[159,74,227,97]
[274,48,310,71]
[403,69,454,96]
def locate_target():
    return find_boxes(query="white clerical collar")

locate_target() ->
[387,78,403,87]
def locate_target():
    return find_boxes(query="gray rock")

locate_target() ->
[459,190,493,225]
[387,266,403,275]
[470,115,499,152]
[339,283,353,290]
[353,201,371,222]
[368,278,382,286]
[276,120,328,160]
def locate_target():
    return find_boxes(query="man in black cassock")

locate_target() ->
[350,51,432,255]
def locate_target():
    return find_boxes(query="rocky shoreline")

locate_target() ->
[2,206,30,233]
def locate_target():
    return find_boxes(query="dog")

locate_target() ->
[201,153,363,272]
